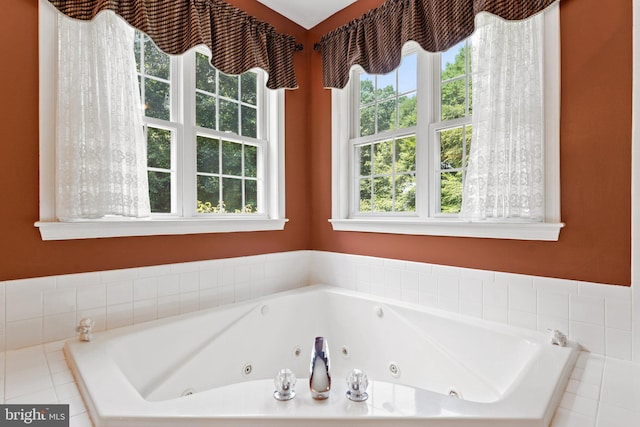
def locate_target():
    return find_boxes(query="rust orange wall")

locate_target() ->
[307,0,632,286]
[0,0,311,281]
[1,0,632,286]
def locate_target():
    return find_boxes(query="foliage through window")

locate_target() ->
[351,41,472,217]
[135,33,266,216]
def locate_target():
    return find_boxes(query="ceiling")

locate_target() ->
[256,0,358,30]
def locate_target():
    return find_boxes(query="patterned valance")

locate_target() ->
[47,0,298,90]
[318,0,558,89]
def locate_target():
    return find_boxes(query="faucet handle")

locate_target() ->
[548,329,567,347]
[77,318,95,342]
[346,369,369,402]
[273,369,296,401]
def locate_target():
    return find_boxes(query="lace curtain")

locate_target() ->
[56,12,150,220]
[460,12,545,221]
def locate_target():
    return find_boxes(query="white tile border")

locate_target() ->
[0,249,635,359]
[0,251,312,352]
[309,251,636,361]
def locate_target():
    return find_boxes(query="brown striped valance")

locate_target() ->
[47,0,298,90]
[318,0,558,89]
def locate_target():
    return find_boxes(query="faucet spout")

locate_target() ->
[309,336,331,399]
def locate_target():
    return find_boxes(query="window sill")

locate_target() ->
[35,218,289,241]
[329,218,564,241]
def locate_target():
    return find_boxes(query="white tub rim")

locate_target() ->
[64,284,579,427]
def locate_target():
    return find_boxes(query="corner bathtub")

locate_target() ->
[64,285,578,427]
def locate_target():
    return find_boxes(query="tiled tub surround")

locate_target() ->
[0,250,638,426]
[0,251,311,352]
[309,252,635,362]
[0,250,636,358]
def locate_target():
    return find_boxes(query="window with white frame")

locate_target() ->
[37,1,286,240]
[331,6,563,241]
[136,35,266,216]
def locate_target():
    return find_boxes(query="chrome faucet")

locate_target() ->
[309,337,331,399]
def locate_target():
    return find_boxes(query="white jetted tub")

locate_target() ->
[64,285,578,427]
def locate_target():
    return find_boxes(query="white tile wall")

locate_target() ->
[0,251,311,352]
[309,251,635,360]
[0,250,634,359]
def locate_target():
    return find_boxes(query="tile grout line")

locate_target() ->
[593,357,606,426]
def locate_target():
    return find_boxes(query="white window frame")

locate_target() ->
[330,5,563,241]
[36,0,287,240]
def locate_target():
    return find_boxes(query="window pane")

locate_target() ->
[440,171,463,213]
[219,74,238,99]
[358,144,372,176]
[196,52,217,94]
[377,99,396,132]
[376,73,396,101]
[398,53,417,94]
[465,125,472,168]
[241,72,257,105]
[373,140,393,175]
[196,136,219,174]
[144,37,170,80]
[148,171,171,213]
[196,92,216,129]
[359,178,372,212]
[144,79,170,120]
[395,136,416,173]
[441,40,466,80]
[222,178,243,212]
[398,93,417,128]
[398,53,418,94]
[395,174,416,212]
[441,79,466,121]
[197,175,220,211]
[360,73,375,105]
[245,180,258,213]
[468,77,473,115]
[241,105,257,138]
[360,105,375,137]
[222,140,242,176]
[134,33,142,73]
[373,176,392,212]
[439,127,464,170]
[244,145,257,178]
[220,100,239,134]
[147,127,171,169]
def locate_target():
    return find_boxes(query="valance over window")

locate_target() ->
[318,0,558,89]
[47,0,298,90]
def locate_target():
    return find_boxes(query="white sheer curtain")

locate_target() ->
[461,12,545,221]
[56,11,150,220]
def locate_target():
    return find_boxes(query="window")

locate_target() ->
[36,1,286,240]
[331,6,563,241]
[355,52,418,215]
